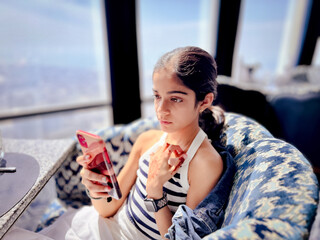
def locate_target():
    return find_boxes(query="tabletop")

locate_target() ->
[0,138,76,239]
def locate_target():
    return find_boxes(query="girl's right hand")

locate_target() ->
[146,144,186,199]
[76,155,112,199]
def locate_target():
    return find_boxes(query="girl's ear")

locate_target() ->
[199,93,214,111]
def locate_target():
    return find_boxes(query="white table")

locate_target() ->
[0,138,76,239]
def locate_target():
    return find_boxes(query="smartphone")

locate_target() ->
[76,130,122,200]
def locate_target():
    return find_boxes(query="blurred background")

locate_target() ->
[0,0,319,171]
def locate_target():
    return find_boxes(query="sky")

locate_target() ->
[0,0,104,70]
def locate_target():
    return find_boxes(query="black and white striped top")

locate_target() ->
[124,129,207,239]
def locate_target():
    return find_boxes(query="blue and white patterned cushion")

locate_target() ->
[221,113,273,157]
[204,138,318,239]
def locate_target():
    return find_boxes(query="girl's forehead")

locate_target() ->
[153,69,181,83]
[153,71,186,89]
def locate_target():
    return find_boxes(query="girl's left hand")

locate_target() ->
[146,143,187,199]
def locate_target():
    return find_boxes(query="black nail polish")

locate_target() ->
[107,197,112,202]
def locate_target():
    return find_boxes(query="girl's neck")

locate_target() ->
[165,125,200,152]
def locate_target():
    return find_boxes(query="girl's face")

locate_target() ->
[152,68,201,133]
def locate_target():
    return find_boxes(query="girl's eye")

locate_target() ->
[153,94,161,100]
[171,97,182,103]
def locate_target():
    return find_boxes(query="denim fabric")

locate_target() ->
[165,149,235,239]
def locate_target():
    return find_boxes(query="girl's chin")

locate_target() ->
[160,124,174,132]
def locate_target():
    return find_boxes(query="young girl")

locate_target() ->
[77,46,224,239]
[4,46,224,240]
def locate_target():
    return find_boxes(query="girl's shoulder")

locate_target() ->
[137,129,163,143]
[190,139,223,176]
[134,129,164,154]
[186,138,224,209]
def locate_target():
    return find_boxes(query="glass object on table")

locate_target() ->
[0,130,4,161]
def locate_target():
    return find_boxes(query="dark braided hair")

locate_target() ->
[154,46,225,144]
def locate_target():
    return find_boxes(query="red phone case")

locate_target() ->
[76,130,122,200]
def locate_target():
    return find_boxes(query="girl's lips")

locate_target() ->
[160,120,171,125]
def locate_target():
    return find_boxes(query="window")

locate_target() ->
[232,0,316,86]
[232,0,290,83]
[312,37,320,66]
[0,0,112,138]
[137,0,219,118]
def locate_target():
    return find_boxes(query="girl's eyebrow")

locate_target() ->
[167,90,188,95]
[152,89,188,95]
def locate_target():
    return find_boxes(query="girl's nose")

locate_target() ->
[157,99,169,114]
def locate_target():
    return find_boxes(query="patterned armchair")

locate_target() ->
[48,112,319,239]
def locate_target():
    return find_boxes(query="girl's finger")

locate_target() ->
[81,168,109,184]
[94,192,112,200]
[154,143,169,155]
[162,143,170,152]
[76,154,92,166]
[169,163,182,175]
[82,178,112,193]
[86,186,111,200]
[76,155,85,165]
[168,157,179,166]
[167,144,184,156]
[169,153,187,174]
[156,143,171,158]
